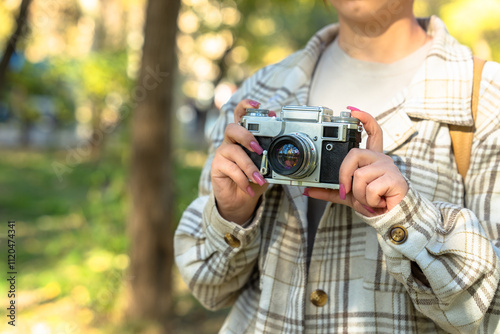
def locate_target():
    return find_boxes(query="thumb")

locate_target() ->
[347,106,383,153]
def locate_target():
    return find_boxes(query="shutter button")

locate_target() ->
[310,289,328,307]
[389,225,408,244]
[224,233,241,248]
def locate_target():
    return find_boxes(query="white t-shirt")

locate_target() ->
[306,38,432,263]
[309,38,432,118]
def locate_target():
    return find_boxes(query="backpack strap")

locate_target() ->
[449,56,486,180]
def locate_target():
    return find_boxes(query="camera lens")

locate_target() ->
[276,143,300,170]
[268,134,317,178]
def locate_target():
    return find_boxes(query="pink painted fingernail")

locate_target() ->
[246,186,255,197]
[249,100,261,108]
[346,106,361,112]
[252,171,266,186]
[302,188,310,197]
[339,184,346,200]
[362,205,375,214]
[250,141,263,155]
[268,110,277,117]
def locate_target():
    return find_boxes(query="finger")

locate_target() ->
[224,123,264,155]
[212,154,269,200]
[305,187,354,207]
[249,182,269,198]
[347,106,383,153]
[212,156,253,195]
[365,176,389,208]
[234,99,261,123]
[366,172,408,211]
[338,148,381,195]
[218,144,266,186]
[306,187,379,216]
[351,200,380,217]
[352,175,388,209]
[351,167,374,207]
[351,162,389,207]
[307,187,339,202]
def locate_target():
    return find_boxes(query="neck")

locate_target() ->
[337,15,430,63]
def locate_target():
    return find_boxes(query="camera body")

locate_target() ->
[240,105,363,189]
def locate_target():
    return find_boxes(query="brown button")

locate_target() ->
[390,225,408,244]
[310,289,328,307]
[224,233,241,248]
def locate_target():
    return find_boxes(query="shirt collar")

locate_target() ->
[267,16,474,154]
[403,16,475,126]
[307,16,475,127]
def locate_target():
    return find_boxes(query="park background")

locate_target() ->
[0,0,499,333]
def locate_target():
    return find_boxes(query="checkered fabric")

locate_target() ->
[174,16,500,333]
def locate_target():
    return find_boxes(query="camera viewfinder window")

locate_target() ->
[248,124,260,132]
[323,126,339,139]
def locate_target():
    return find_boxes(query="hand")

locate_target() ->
[306,107,408,216]
[211,99,270,224]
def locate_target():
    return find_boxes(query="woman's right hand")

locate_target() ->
[211,99,270,225]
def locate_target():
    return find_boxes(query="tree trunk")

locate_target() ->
[128,0,180,331]
[0,0,32,94]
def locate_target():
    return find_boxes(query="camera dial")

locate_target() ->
[245,108,270,117]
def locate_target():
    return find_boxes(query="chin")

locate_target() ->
[330,0,408,24]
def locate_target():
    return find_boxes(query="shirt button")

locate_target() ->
[389,225,408,244]
[310,289,328,307]
[224,233,241,248]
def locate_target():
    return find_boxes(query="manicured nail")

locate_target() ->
[362,205,375,214]
[268,110,277,117]
[252,171,266,186]
[339,184,346,200]
[249,100,261,108]
[246,185,255,197]
[346,106,361,112]
[250,141,263,155]
[302,188,310,197]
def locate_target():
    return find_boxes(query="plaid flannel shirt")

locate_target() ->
[174,16,500,333]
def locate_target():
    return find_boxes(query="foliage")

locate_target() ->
[4,50,131,123]
[177,0,336,107]
[70,51,132,103]
[0,136,215,332]
[415,0,500,61]
[439,0,500,60]
[234,0,336,68]
[0,0,133,141]
[0,138,130,331]
[4,56,75,125]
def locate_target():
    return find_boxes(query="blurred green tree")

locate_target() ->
[6,58,75,146]
[67,51,131,159]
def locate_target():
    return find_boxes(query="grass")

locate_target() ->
[0,135,228,333]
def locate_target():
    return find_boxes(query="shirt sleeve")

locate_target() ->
[357,62,500,334]
[174,72,270,310]
[174,192,264,310]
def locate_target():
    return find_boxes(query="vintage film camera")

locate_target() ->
[239,105,363,189]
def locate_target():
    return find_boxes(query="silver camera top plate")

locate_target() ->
[281,105,333,122]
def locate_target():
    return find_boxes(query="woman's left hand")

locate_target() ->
[306,107,409,216]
